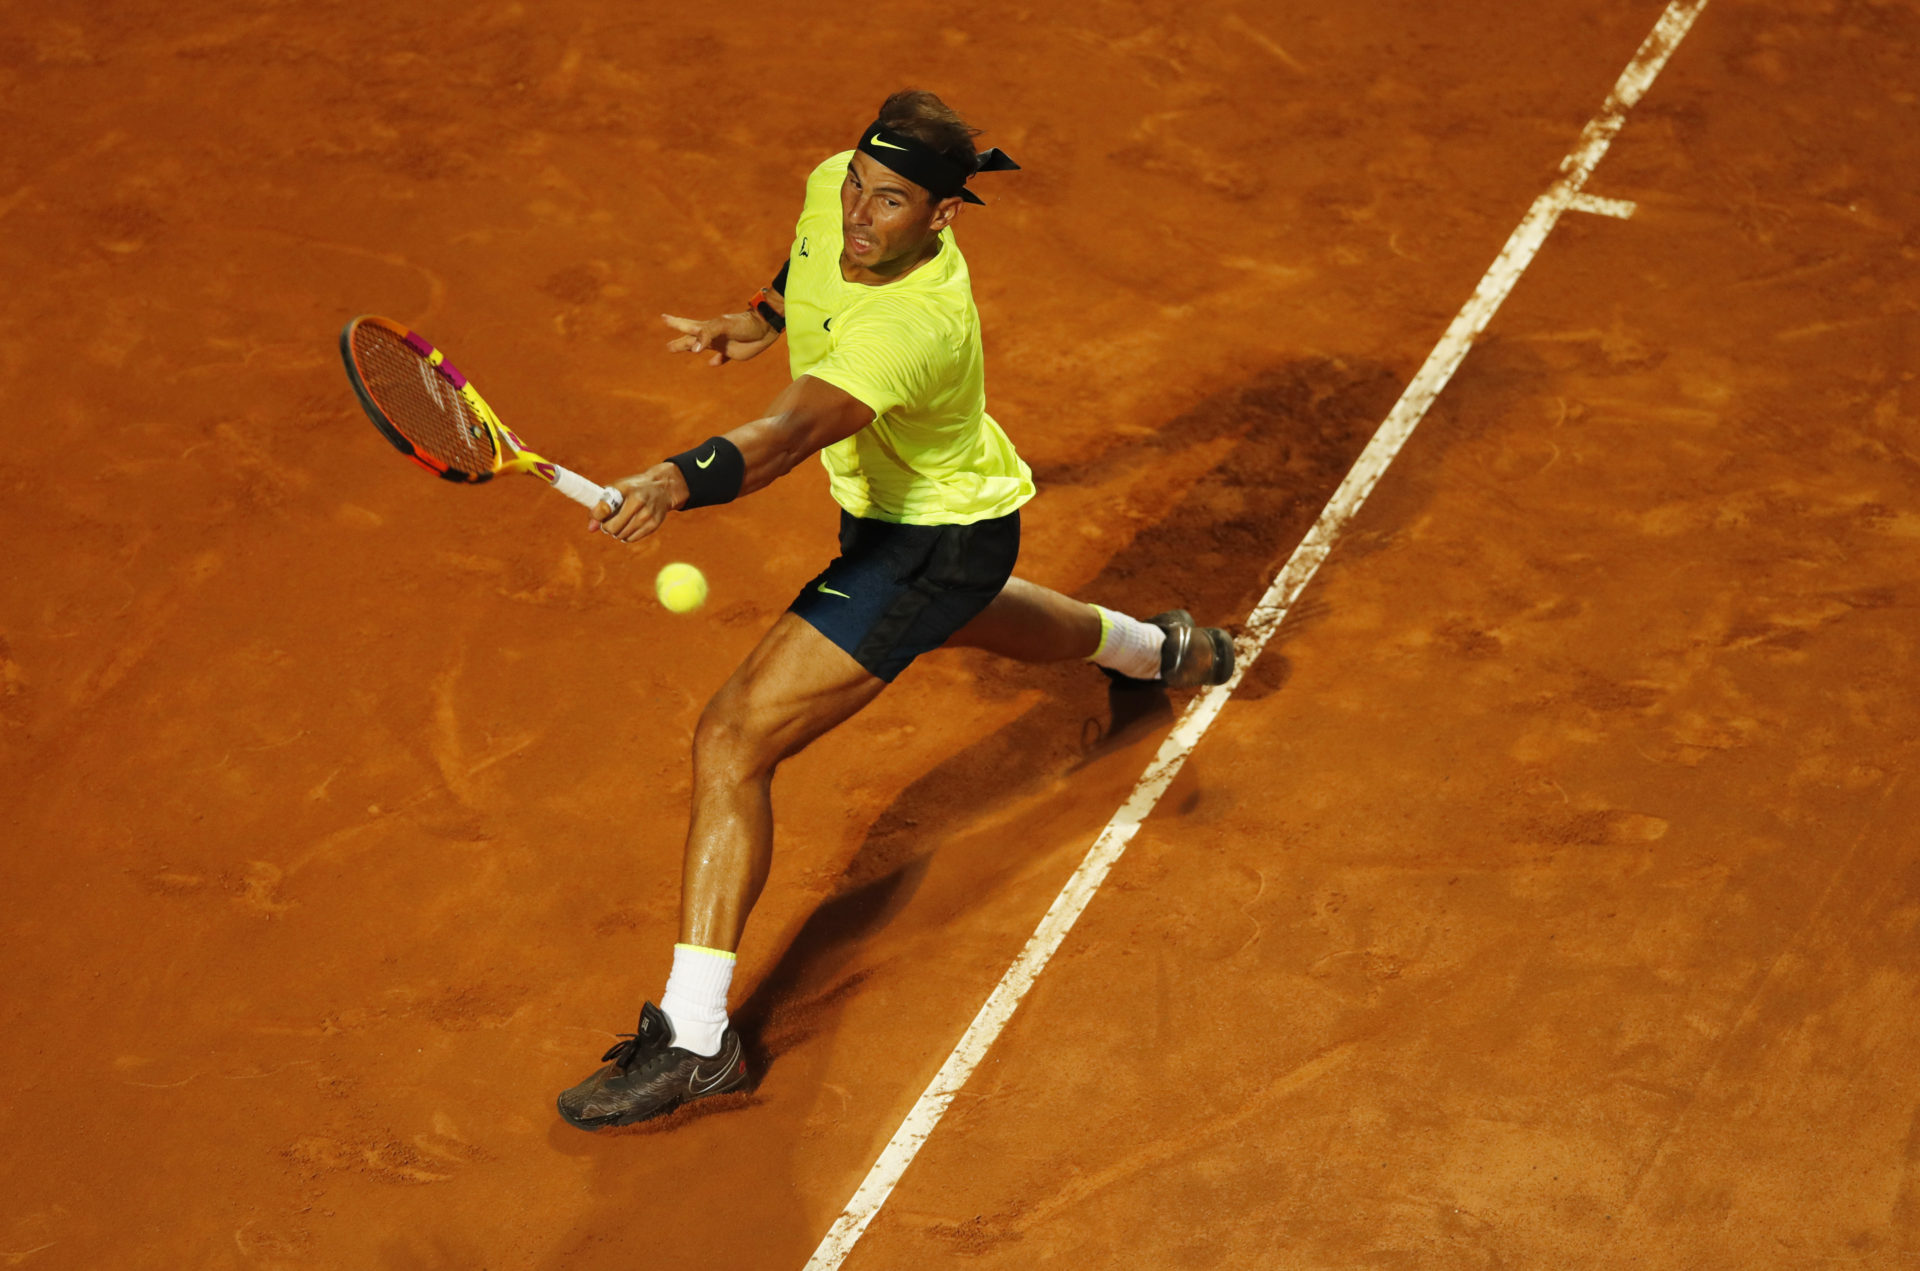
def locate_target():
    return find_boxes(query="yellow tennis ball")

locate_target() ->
[655,562,708,613]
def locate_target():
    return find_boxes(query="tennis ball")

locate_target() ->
[655,562,708,614]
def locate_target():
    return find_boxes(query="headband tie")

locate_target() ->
[855,119,1020,205]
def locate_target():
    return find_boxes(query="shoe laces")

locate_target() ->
[599,1009,669,1067]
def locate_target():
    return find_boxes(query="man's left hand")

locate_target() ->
[664,312,779,367]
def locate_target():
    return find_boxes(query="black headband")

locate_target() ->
[855,119,1020,205]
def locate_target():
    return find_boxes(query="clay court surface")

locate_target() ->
[5,1,1919,1267]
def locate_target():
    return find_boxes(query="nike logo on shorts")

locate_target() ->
[817,583,851,599]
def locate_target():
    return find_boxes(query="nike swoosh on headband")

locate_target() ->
[856,118,1021,206]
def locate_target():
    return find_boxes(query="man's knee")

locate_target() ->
[693,686,753,772]
[692,680,782,781]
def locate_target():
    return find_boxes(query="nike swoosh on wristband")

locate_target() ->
[695,450,716,469]
[869,133,907,151]
[817,584,851,599]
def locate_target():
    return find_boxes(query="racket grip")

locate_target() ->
[548,464,625,513]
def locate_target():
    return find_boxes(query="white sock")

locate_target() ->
[659,943,735,1057]
[1086,605,1164,679]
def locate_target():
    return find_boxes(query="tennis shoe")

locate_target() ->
[556,1001,750,1131]
[1105,609,1235,691]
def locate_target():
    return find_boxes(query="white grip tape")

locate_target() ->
[548,464,624,513]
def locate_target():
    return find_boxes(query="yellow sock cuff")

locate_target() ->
[674,942,737,962]
[1086,604,1114,661]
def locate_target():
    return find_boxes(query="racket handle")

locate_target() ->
[547,464,625,513]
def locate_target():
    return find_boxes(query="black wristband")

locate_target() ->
[771,260,789,294]
[666,436,746,509]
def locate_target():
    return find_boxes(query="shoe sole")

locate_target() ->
[556,1068,753,1132]
[1203,625,1235,684]
[1153,610,1235,690]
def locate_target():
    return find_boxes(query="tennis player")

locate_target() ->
[557,90,1233,1129]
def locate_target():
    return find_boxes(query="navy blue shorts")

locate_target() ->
[789,510,1021,682]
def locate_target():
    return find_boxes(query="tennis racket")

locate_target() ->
[339,315,624,513]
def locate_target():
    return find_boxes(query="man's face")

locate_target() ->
[841,150,960,276]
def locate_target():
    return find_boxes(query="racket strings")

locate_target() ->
[351,324,496,477]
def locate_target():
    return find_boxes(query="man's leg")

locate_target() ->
[682,613,887,951]
[944,576,1103,661]
[948,576,1234,687]
[557,613,882,1131]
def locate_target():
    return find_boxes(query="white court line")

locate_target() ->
[803,3,1710,1265]
[1570,191,1640,219]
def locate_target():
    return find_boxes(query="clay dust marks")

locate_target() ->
[283,1132,464,1186]
[117,1051,318,1088]
[426,654,540,816]
[0,1205,66,1269]
[1222,11,1311,74]
[924,1040,1358,1252]
[130,857,294,918]
[0,635,28,734]
[66,549,223,715]
[245,980,530,1046]
[1604,777,1917,1258]
[1772,312,1905,344]
[0,127,126,226]
[226,228,449,333]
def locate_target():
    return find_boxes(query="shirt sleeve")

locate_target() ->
[807,295,945,421]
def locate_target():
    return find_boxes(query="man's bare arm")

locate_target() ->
[594,375,873,543]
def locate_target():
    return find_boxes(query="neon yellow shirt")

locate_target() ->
[782,152,1034,526]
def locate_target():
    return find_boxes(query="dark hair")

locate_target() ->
[877,89,981,178]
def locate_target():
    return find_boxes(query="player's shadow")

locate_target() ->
[734,352,1402,1059]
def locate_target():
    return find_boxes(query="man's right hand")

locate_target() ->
[663,312,780,367]
[593,462,689,543]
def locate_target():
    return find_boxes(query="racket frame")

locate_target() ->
[340,315,623,511]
